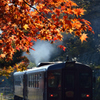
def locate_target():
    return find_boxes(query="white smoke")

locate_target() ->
[23,40,60,65]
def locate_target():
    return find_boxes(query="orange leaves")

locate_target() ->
[80,33,88,43]
[72,20,82,30]
[65,20,72,28]
[14,56,29,71]
[0,0,95,77]
[69,29,73,33]
[0,40,3,44]
[23,24,29,30]
[44,9,51,14]
[66,8,73,15]
[2,25,7,31]
[0,66,13,77]
[53,9,61,16]
[0,0,94,62]
[58,45,66,51]
[19,0,23,3]
[61,4,66,10]
[51,14,56,21]
[0,54,6,58]
[65,0,77,7]
[72,8,85,17]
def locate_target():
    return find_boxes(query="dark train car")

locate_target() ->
[13,61,92,100]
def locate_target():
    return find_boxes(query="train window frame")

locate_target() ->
[36,74,39,88]
[28,73,40,89]
[35,74,37,88]
[30,74,31,87]
[33,74,35,88]
[37,74,39,88]
[40,74,42,78]
[14,76,22,86]
[28,75,29,87]
[28,74,31,87]
[28,75,30,87]
[31,74,33,87]
[28,73,39,89]
[29,75,31,87]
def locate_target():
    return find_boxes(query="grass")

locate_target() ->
[0,93,14,100]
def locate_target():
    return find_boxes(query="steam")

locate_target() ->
[23,40,61,65]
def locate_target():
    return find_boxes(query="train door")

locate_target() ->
[63,70,77,100]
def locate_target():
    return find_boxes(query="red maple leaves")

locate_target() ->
[0,0,94,64]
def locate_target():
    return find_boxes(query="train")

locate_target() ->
[13,61,93,100]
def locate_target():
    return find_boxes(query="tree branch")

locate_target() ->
[23,0,40,13]
[23,0,51,23]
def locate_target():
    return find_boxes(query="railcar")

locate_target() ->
[13,61,92,100]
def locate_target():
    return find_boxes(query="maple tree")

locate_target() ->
[0,0,94,76]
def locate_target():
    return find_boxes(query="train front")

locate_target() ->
[46,62,92,100]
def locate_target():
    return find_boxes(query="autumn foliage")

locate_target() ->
[0,0,94,75]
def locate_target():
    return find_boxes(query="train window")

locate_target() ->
[80,73,91,88]
[40,74,42,78]
[36,74,39,88]
[30,75,31,87]
[48,72,61,88]
[35,74,37,88]
[28,75,29,87]
[28,75,30,87]
[37,74,40,88]
[37,81,39,88]
[65,73,74,88]
[31,75,32,87]
[29,75,31,87]
[28,74,40,88]
[33,74,35,88]
[32,75,34,87]
[31,75,33,87]
[30,75,32,87]
[14,76,22,86]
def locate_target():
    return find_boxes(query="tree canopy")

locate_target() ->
[0,0,94,76]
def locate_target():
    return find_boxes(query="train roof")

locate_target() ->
[13,61,63,75]
[14,71,25,76]
[26,61,63,74]
[14,61,91,76]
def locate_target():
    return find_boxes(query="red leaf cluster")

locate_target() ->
[0,0,94,61]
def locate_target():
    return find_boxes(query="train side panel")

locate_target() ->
[27,71,45,100]
[14,72,25,100]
